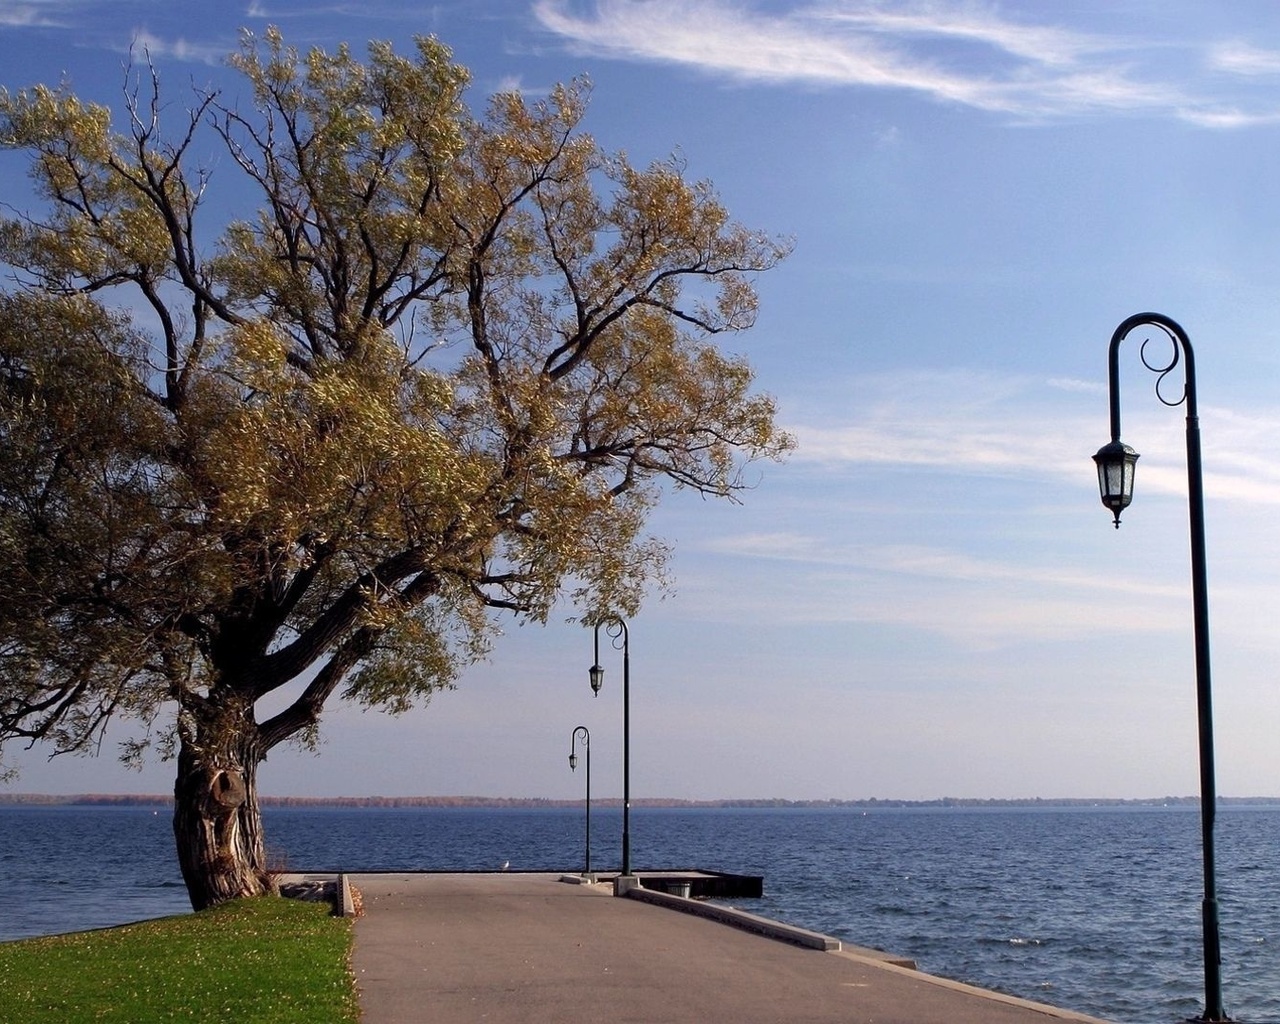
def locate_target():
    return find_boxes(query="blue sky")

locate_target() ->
[5,0,1280,801]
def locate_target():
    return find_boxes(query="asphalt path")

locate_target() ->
[348,872,1114,1024]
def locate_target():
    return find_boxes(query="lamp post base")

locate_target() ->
[613,874,642,896]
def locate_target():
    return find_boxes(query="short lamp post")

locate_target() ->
[568,725,591,878]
[1092,312,1230,1024]
[589,616,631,877]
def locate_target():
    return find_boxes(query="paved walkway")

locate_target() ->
[348,872,1113,1024]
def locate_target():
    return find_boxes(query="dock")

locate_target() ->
[346,872,1114,1024]
[565,868,764,898]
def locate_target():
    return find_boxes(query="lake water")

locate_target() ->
[1,803,1278,1024]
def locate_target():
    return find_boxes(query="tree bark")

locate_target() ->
[172,703,273,911]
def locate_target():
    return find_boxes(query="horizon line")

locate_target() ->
[3,793,1280,808]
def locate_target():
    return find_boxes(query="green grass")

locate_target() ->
[0,896,359,1023]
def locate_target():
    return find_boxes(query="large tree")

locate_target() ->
[0,30,792,909]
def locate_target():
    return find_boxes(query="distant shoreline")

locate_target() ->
[2,793,1279,809]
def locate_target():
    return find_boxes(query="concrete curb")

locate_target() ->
[337,873,356,918]
[623,884,917,966]
[822,948,1116,1024]
[276,872,356,917]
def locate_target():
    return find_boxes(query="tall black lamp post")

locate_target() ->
[568,725,592,878]
[1092,312,1230,1024]
[589,616,631,876]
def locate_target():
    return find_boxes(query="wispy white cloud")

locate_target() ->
[705,532,1184,600]
[0,1,68,28]
[793,418,1072,473]
[812,1,1110,68]
[1208,40,1280,77]
[682,529,1186,645]
[1047,377,1104,396]
[795,408,1280,507]
[0,5,229,67]
[779,368,1280,509]
[532,0,1280,127]
[123,29,229,66]
[242,2,384,21]
[672,365,1280,649]
[784,369,1098,490]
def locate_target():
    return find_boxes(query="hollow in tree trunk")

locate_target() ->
[172,717,274,911]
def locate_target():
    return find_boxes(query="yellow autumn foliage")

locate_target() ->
[0,29,791,855]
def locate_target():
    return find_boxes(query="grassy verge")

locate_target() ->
[0,896,359,1023]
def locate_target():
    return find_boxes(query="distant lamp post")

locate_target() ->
[569,725,592,878]
[1093,312,1230,1024]
[590,616,632,876]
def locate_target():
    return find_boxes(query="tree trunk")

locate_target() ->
[172,704,274,911]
